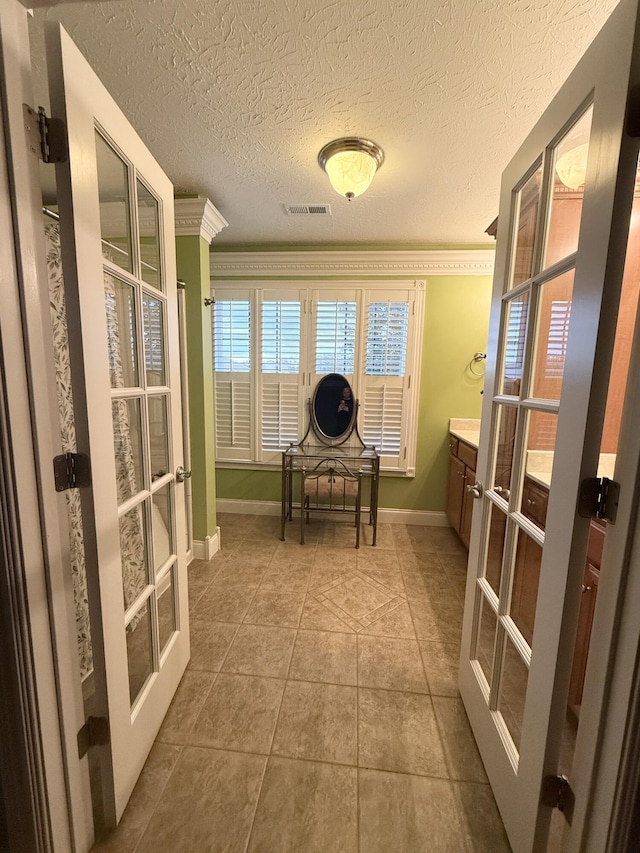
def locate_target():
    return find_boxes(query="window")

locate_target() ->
[212,282,424,474]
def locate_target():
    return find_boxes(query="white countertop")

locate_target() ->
[449,419,616,489]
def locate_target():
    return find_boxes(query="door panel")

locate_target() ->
[46,23,189,824]
[459,1,640,850]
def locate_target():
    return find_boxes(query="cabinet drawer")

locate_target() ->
[521,477,549,529]
[457,440,477,470]
[449,435,459,456]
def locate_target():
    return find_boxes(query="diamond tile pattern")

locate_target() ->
[93,514,510,853]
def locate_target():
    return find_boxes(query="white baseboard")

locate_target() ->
[216,499,449,527]
[192,529,220,560]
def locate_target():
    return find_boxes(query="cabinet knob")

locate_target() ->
[466,481,483,499]
[581,584,593,593]
[526,498,535,506]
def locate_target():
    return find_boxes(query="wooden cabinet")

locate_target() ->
[447,435,477,548]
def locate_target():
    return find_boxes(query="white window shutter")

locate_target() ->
[212,293,253,461]
[259,292,303,462]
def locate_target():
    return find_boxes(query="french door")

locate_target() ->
[459,0,640,850]
[46,23,189,825]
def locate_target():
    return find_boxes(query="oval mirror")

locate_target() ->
[312,373,355,441]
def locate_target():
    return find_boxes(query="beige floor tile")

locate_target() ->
[313,545,358,569]
[360,521,395,549]
[243,590,305,628]
[222,624,296,678]
[308,565,357,592]
[359,602,417,639]
[157,671,216,745]
[409,598,463,644]
[272,681,357,765]
[248,757,357,853]
[454,781,511,852]
[191,584,256,623]
[358,688,448,777]
[433,696,488,783]
[259,563,311,593]
[299,596,356,633]
[92,742,182,852]
[135,746,266,853]
[189,673,285,754]
[419,641,461,697]
[187,620,238,672]
[212,560,268,588]
[398,550,444,573]
[357,635,429,693]
[356,548,402,571]
[289,629,357,685]
[357,566,406,593]
[271,542,318,564]
[358,769,469,853]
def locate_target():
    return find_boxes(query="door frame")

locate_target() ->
[0,0,93,850]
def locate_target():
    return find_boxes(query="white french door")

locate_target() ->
[46,23,189,825]
[459,0,640,850]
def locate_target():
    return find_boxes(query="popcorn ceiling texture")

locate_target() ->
[31,0,617,244]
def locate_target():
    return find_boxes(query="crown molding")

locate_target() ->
[175,197,229,243]
[209,249,495,278]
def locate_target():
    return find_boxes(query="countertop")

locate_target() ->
[448,419,616,490]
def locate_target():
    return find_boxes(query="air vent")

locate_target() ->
[284,203,332,216]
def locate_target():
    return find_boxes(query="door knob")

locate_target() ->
[466,481,483,499]
[176,466,192,483]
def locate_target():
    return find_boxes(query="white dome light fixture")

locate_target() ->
[318,137,384,201]
[555,143,589,190]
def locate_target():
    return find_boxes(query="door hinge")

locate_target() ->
[578,476,620,524]
[626,85,640,137]
[77,715,109,759]
[23,104,68,164]
[53,452,92,492]
[541,774,575,822]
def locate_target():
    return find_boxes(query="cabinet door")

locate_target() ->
[460,466,475,548]
[446,454,465,533]
[568,561,600,715]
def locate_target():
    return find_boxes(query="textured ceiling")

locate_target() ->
[29,0,618,246]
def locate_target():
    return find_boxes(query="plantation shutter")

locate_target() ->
[311,289,358,391]
[361,292,412,470]
[259,290,304,461]
[212,293,253,461]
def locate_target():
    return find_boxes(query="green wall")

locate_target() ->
[215,273,492,513]
[176,235,217,539]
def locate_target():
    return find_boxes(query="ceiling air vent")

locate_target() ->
[284,203,332,216]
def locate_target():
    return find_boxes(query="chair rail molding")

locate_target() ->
[209,248,495,278]
[175,197,229,244]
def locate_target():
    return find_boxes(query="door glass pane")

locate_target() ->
[485,504,507,596]
[152,484,172,572]
[475,595,497,689]
[157,569,177,656]
[142,293,165,387]
[126,602,152,707]
[522,411,557,528]
[137,180,161,290]
[532,270,575,400]
[510,165,543,288]
[544,107,594,269]
[510,528,542,645]
[500,292,529,395]
[499,634,529,753]
[493,404,518,494]
[149,395,170,479]
[95,131,132,272]
[120,503,149,611]
[112,398,144,502]
[105,274,139,388]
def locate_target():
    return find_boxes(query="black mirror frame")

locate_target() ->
[310,373,357,445]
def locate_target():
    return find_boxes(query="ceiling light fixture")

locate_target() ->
[318,137,384,201]
[555,143,589,189]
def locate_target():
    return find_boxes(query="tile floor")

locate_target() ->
[93,513,511,853]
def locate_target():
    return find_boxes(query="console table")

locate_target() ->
[280,443,379,547]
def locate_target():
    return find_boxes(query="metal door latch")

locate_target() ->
[176,466,192,483]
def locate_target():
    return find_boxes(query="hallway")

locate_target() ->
[93,513,510,852]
